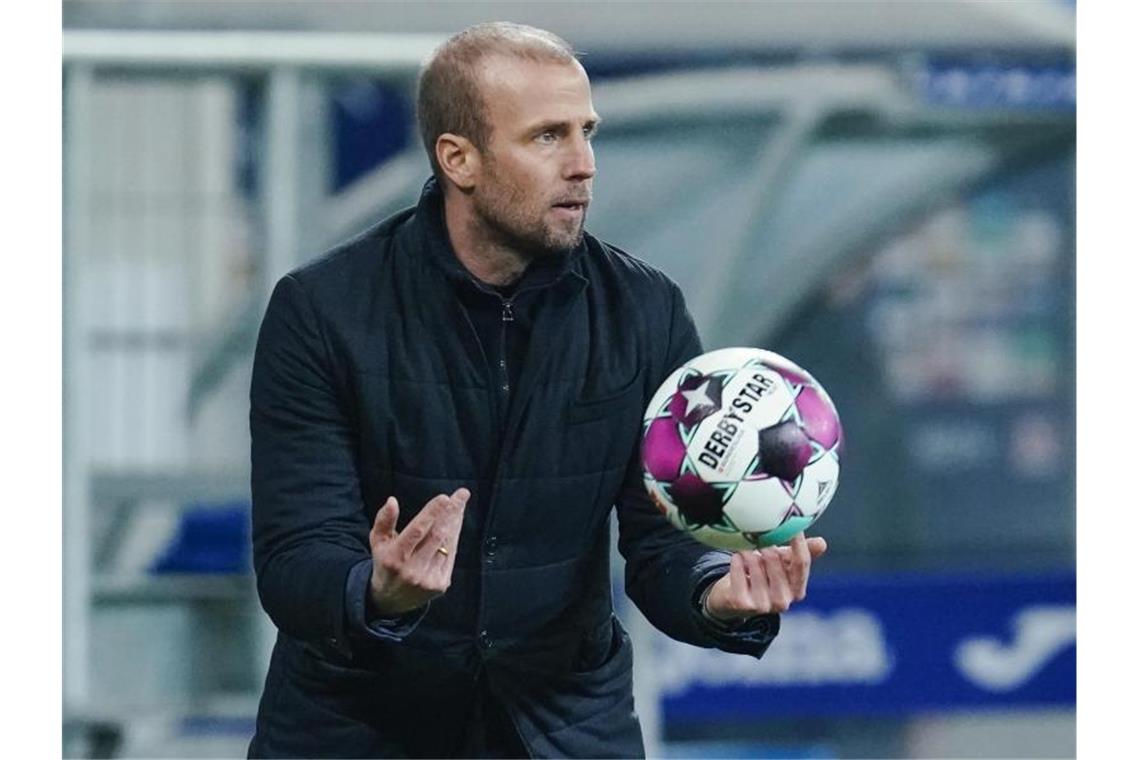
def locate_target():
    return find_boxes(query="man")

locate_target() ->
[249,22,827,759]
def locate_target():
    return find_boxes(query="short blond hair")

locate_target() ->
[416,22,579,178]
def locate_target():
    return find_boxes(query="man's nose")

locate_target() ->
[564,134,596,181]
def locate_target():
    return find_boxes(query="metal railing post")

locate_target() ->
[264,66,303,299]
[63,63,95,714]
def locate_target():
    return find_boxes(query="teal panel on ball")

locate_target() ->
[758,515,817,547]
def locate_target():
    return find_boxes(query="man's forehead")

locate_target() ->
[476,53,591,103]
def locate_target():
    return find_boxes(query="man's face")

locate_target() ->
[471,55,599,258]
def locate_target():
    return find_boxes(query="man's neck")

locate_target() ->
[442,193,530,288]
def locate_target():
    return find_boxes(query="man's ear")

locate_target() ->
[436,133,480,191]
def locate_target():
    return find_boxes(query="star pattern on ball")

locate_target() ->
[673,497,739,534]
[736,418,813,512]
[681,380,717,417]
[669,371,735,432]
[662,477,740,532]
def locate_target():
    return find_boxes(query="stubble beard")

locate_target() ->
[474,174,586,261]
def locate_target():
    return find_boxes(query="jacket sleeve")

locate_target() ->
[343,557,430,642]
[615,281,779,657]
[250,273,375,657]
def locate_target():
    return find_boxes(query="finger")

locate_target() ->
[788,533,812,599]
[743,551,771,614]
[806,536,828,558]
[396,493,450,558]
[761,549,793,612]
[400,514,457,595]
[728,553,752,612]
[420,488,473,583]
[424,533,455,594]
[411,523,449,574]
[443,488,470,539]
[429,541,454,580]
[428,488,469,551]
[427,514,462,578]
[789,533,810,562]
[434,488,471,570]
[370,498,399,548]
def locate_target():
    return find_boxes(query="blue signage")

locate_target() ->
[656,571,1075,720]
[915,60,1075,109]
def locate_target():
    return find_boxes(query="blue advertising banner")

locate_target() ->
[656,571,1075,720]
[914,60,1075,109]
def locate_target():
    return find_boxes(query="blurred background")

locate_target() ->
[62,1,1076,757]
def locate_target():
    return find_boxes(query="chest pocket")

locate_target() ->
[561,369,645,474]
[568,369,644,425]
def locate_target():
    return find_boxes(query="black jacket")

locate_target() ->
[248,181,778,758]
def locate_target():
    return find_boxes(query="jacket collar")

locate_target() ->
[413,177,585,294]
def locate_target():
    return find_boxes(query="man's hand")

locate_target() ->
[368,488,470,616]
[703,533,828,623]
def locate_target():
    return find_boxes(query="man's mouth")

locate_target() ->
[552,199,589,212]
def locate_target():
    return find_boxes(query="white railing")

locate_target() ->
[64,30,444,69]
[61,31,439,737]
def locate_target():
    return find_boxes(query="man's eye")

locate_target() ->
[537,131,557,144]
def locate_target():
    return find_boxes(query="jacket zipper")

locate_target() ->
[498,298,514,397]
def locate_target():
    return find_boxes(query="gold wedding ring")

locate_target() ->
[436,546,449,556]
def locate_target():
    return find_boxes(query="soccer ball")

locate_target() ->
[641,347,843,550]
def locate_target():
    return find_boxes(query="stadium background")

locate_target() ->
[61,1,1076,757]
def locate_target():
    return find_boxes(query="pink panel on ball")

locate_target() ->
[642,418,687,481]
[764,355,812,387]
[795,385,842,450]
